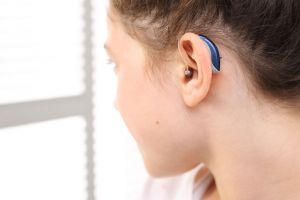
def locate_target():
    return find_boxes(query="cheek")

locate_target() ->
[115,67,155,138]
[115,69,202,176]
[115,64,140,117]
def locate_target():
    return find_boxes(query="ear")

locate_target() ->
[177,33,213,107]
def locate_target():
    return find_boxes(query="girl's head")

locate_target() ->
[105,0,300,177]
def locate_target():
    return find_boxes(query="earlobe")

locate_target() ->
[182,74,211,107]
[178,33,216,107]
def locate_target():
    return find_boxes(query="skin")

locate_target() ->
[105,7,300,200]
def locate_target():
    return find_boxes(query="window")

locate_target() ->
[0,0,95,199]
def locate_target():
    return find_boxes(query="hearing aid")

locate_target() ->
[184,35,221,78]
[199,34,221,73]
[184,67,194,78]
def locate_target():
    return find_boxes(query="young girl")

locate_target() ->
[104,0,300,199]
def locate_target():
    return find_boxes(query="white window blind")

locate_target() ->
[0,0,85,104]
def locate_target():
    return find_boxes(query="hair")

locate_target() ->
[111,0,300,107]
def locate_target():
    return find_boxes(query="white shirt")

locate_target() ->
[137,164,213,200]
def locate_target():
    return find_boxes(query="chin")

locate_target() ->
[143,158,199,178]
[141,158,173,177]
[145,166,176,178]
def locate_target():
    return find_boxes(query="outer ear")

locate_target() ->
[177,33,213,107]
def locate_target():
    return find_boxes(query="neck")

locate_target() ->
[206,106,300,200]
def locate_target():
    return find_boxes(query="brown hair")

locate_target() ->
[111,0,300,107]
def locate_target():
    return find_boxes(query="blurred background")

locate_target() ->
[0,0,147,199]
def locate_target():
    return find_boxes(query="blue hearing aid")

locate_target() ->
[199,35,221,73]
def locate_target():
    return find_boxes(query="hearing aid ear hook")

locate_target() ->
[199,35,221,73]
[184,35,220,79]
